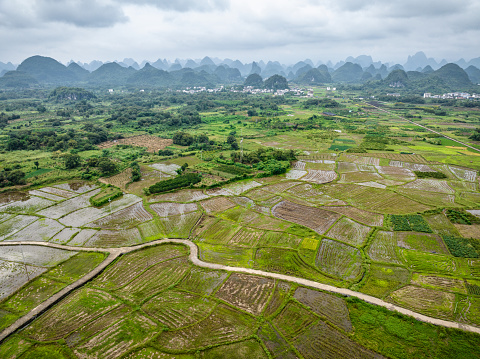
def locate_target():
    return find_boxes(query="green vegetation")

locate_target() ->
[446,209,480,225]
[89,186,123,206]
[414,171,447,179]
[443,236,479,258]
[148,173,202,194]
[390,214,433,233]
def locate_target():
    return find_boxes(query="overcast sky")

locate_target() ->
[1,0,479,65]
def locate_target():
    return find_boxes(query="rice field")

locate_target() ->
[201,197,236,213]
[148,189,210,203]
[87,202,153,229]
[448,166,477,182]
[215,273,275,315]
[401,179,454,194]
[301,170,337,184]
[367,231,402,264]
[316,239,364,281]
[150,202,197,217]
[272,200,341,235]
[396,232,450,255]
[325,217,372,247]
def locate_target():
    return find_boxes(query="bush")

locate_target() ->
[90,186,123,207]
[414,171,447,179]
[130,161,141,182]
[390,214,432,233]
[446,209,480,225]
[149,173,202,194]
[443,236,479,258]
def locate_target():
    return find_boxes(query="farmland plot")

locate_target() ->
[198,243,254,268]
[54,182,97,194]
[0,213,13,223]
[339,171,383,183]
[74,312,158,359]
[272,301,317,340]
[263,281,291,318]
[343,154,380,166]
[359,152,428,163]
[50,227,80,244]
[273,201,341,234]
[389,286,455,319]
[301,170,337,184]
[93,245,188,290]
[286,169,307,179]
[160,211,202,238]
[215,273,275,315]
[285,183,335,205]
[98,135,172,152]
[337,162,358,173]
[367,231,402,264]
[88,202,153,229]
[36,186,76,198]
[156,304,255,351]
[149,163,181,175]
[357,181,387,189]
[305,162,336,171]
[292,161,306,170]
[455,296,480,327]
[0,245,77,267]
[100,168,132,190]
[449,166,477,182]
[67,229,97,246]
[401,179,454,194]
[6,217,64,242]
[176,266,228,295]
[37,189,101,219]
[246,188,277,201]
[258,321,297,359]
[259,231,301,249]
[85,228,143,247]
[24,288,119,341]
[322,184,431,214]
[28,190,65,202]
[197,219,239,245]
[375,166,415,181]
[402,250,459,276]
[294,287,352,332]
[150,202,197,217]
[396,188,455,207]
[256,195,282,208]
[326,206,384,227]
[148,189,209,203]
[262,181,301,193]
[65,305,131,348]
[424,214,460,237]
[0,215,38,240]
[359,265,410,298]
[222,180,262,195]
[143,290,216,329]
[0,261,46,300]
[114,257,190,303]
[201,197,235,214]
[390,161,435,172]
[293,320,385,359]
[138,220,164,240]
[316,239,364,281]
[0,196,54,214]
[396,232,449,255]
[228,227,264,247]
[411,273,467,294]
[199,339,268,359]
[325,217,371,247]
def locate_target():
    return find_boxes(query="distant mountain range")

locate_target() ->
[0,53,479,91]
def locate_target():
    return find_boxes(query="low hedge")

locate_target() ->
[149,173,202,194]
[89,186,123,207]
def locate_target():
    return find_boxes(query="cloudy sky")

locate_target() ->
[1,0,479,65]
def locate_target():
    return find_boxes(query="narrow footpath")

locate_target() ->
[1,238,479,344]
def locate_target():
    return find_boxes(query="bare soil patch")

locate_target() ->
[98,135,172,153]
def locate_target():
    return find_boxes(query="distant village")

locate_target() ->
[386,92,479,100]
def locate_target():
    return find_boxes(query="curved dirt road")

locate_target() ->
[1,238,479,343]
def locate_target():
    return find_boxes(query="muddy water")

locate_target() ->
[0,192,30,205]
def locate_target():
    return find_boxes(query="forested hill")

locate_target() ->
[0,55,478,92]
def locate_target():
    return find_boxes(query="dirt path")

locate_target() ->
[365,101,480,154]
[1,238,479,344]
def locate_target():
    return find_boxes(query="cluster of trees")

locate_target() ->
[148,173,201,194]
[5,124,109,152]
[49,87,96,102]
[230,147,296,164]
[303,98,341,109]
[0,169,25,187]
[0,112,20,129]
[63,153,117,176]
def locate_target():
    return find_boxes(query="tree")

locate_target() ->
[264,75,289,91]
[64,154,81,169]
[244,73,263,88]
[97,158,116,175]
[34,161,39,170]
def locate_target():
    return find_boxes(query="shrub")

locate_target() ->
[390,214,432,233]
[148,173,202,194]
[443,236,479,258]
[90,186,123,207]
[414,171,447,179]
